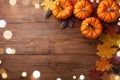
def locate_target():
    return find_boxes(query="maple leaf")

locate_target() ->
[96,58,112,72]
[40,0,55,11]
[104,25,119,37]
[97,42,117,59]
[89,68,103,80]
[99,34,120,47]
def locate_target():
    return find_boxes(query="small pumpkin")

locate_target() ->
[80,17,102,39]
[73,0,93,19]
[52,0,73,19]
[97,0,119,23]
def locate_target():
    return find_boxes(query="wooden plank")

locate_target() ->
[0,55,98,80]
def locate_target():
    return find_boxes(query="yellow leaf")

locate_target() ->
[99,34,120,47]
[97,42,117,59]
[40,0,55,11]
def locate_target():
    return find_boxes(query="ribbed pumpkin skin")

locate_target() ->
[52,0,73,19]
[97,0,119,23]
[80,17,102,39]
[73,0,93,19]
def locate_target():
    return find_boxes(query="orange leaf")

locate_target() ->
[97,42,117,59]
[96,58,112,72]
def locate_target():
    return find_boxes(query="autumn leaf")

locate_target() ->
[104,25,119,37]
[110,54,120,65]
[97,42,117,59]
[40,0,55,11]
[99,34,120,47]
[89,68,103,80]
[96,58,112,72]
[101,72,111,80]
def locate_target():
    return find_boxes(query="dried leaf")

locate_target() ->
[89,68,103,80]
[96,58,112,72]
[99,34,120,47]
[41,0,55,11]
[104,25,119,37]
[97,42,117,59]
[68,19,74,28]
[44,9,52,19]
[60,20,68,29]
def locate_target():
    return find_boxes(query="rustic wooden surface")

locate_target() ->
[0,0,99,80]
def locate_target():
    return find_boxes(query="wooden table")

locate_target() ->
[0,0,98,80]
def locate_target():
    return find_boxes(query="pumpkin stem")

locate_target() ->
[87,23,95,30]
[57,2,64,10]
[108,8,114,12]
[82,8,87,12]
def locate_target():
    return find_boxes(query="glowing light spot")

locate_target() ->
[22,72,27,77]
[118,22,120,26]
[56,78,61,80]
[73,75,76,79]
[33,70,41,79]
[9,0,16,5]
[34,3,40,9]
[1,72,7,79]
[6,48,16,54]
[0,59,2,64]
[114,75,120,80]
[79,75,85,80]
[90,0,94,2]
[117,51,120,57]
[3,30,13,40]
[96,0,99,3]
[0,20,6,28]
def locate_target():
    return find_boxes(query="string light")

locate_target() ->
[1,72,8,79]
[96,0,99,3]
[117,51,120,57]
[9,0,16,5]
[73,75,77,79]
[118,22,120,26]
[34,3,40,9]
[114,75,120,80]
[33,70,41,79]
[79,74,85,80]
[22,72,27,77]
[5,47,16,54]
[90,0,94,3]
[56,78,62,80]
[0,59,2,64]
[0,20,6,28]
[3,30,13,40]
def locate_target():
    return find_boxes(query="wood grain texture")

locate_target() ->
[0,0,98,80]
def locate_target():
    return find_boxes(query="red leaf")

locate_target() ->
[105,25,119,37]
[89,68,103,80]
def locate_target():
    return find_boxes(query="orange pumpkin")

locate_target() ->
[80,17,102,39]
[97,0,119,23]
[73,0,93,19]
[52,0,73,19]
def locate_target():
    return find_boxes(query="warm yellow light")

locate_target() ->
[34,3,40,9]
[0,48,4,54]
[22,72,27,77]
[0,59,2,64]
[33,70,41,79]
[114,75,120,80]
[118,22,120,26]
[96,0,99,3]
[0,20,6,28]
[3,30,13,40]
[90,0,94,2]
[79,74,85,80]
[117,51,120,57]
[5,48,16,54]
[73,75,76,79]
[56,78,62,80]
[1,72,8,79]
[9,0,16,5]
